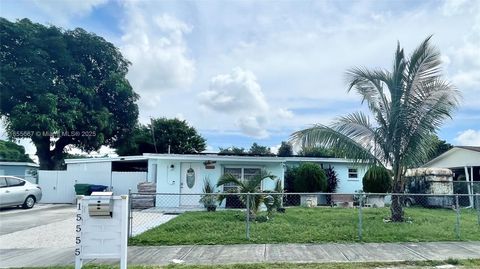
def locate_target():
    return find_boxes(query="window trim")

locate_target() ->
[222,166,263,191]
[348,168,359,180]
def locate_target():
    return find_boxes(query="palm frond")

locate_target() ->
[216,173,244,189]
[290,124,381,165]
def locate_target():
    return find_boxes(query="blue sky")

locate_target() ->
[1,0,479,158]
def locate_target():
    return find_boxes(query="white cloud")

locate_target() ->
[33,0,108,21]
[199,68,268,113]
[121,4,195,109]
[199,68,292,138]
[455,129,480,146]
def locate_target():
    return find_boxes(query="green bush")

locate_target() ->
[294,163,327,192]
[362,165,392,193]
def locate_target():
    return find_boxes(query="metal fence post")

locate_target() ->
[476,194,480,226]
[246,193,250,240]
[455,195,460,239]
[127,189,132,238]
[358,193,363,241]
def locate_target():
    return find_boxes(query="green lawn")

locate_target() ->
[17,259,480,269]
[130,207,480,245]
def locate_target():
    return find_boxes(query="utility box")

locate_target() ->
[88,192,113,217]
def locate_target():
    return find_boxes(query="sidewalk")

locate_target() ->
[1,242,480,268]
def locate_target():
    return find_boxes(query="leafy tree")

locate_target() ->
[115,118,206,155]
[428,135,453,161]
[216,169,275,219]
[294,163,327,192]
[291,36,460,221]
[218,146,247,155]
[298,146,336,157]
[277,141,293,157]
[0,140,33,162]
[249,142,272,156]
[0,18,139,169]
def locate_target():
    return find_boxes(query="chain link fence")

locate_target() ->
[127,192,480,246]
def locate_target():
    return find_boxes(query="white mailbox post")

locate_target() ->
[75,192,128,269]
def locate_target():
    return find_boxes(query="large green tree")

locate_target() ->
[291,36,460,221]
[277,141,293,157]
[0,140,33,162]
[0,18,139,169]
[115,118,206,155]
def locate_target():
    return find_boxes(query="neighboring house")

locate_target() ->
[422,146,479,183]
[38,154,368,206]
[422,146,479,206]
[0,161,39,183]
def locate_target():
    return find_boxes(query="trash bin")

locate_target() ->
[89,184,108,193]
[74,184,93,196]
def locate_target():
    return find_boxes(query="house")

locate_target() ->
[38,154,368,206]
[422,146,480,206]
[0,161,39,183]
[422,146,479,183]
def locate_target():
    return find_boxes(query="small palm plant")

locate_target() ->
[199,177,217,211]
[216,169,275,219]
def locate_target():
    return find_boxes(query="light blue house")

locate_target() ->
[0,161,39,183]
[52,154,368,207]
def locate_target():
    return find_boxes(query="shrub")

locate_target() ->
[294,163,327,192]
[362,165,392,193]
[324,165,338,204]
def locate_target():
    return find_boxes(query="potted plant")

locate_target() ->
[362,165,392,207]
[294,163,327,207]
[199,178,217,212]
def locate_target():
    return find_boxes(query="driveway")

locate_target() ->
[0,204,74,236]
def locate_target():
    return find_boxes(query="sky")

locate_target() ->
[1,0,479,160]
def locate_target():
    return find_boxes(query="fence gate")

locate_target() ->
[38,170,76,203]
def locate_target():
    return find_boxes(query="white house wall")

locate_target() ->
[67,162,112,187]
[424,148,480,168]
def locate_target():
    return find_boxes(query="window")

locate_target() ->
[6,177,25,187]
[223,168,242,192]
[348,168,358,179]
[0,178,7,188]
[223,167,262,191]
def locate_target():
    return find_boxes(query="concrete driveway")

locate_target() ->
[0,204,74,236]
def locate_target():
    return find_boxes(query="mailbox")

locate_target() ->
[88,192,113,217]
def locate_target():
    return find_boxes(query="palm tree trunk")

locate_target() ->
[390,171,405,222]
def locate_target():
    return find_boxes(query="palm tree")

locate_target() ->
[291,36,460,221]
[217,169,276,218]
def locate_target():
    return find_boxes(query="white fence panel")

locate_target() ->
[38,170,76,204]
[111,172,147,195]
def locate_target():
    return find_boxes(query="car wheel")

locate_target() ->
[22,196,36,209]
[404,199,412,207]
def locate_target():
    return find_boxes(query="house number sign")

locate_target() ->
[75,194,128,269]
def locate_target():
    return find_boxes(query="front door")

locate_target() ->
[179,163,202,206]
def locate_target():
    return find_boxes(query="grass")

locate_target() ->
[130,207,480,245]
[16,259,480,269]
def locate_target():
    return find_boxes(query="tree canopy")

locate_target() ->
[277,141,293,157]
[0,140,33,162]
[115,118,206,155]
[0,18,139,169]
[291,36,460,221]
[249,142,272,156]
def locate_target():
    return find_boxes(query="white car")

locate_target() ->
[0,176,42,209]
